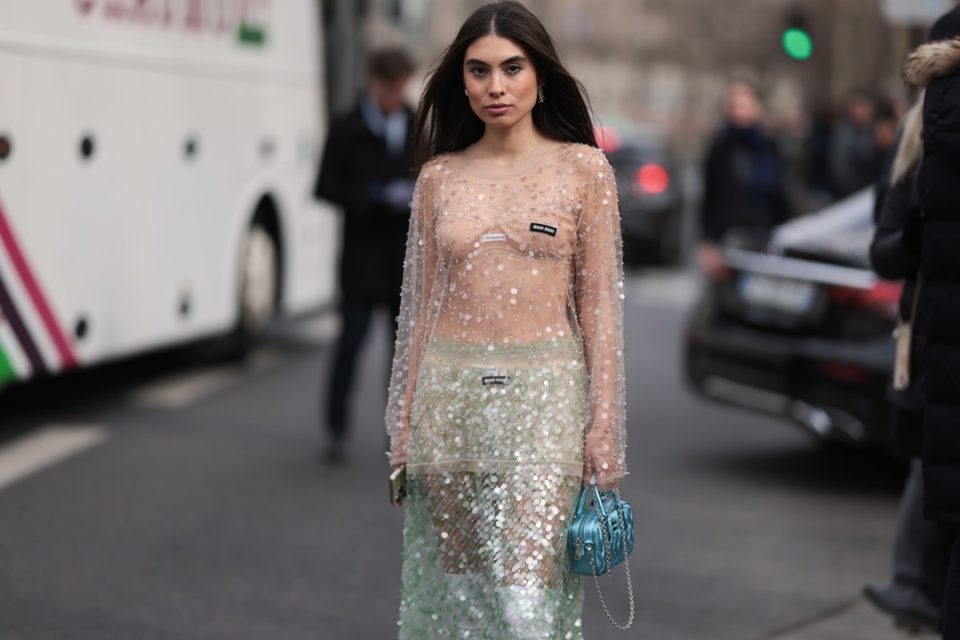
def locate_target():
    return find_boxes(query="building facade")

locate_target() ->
[331,0,951,157]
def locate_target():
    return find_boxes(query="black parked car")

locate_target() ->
[598,125,684,265]
[684,189,901,449]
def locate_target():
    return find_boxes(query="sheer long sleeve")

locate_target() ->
[575,152,628,486]
[385,165,437,466]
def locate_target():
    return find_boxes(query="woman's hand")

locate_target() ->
[583,428,621,492]
[388,420,410,469]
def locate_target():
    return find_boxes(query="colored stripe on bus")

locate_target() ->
[0,271,46,375]
[0,199,77,368]
[0,343,15,382]
[0,320,27,380]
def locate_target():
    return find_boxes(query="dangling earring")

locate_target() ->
[537,83,545,104]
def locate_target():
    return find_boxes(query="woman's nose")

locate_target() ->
[488,73,505,96]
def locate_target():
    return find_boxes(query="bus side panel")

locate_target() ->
[0,0,332,380]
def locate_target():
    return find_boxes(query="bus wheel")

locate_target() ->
[238,222,278,339]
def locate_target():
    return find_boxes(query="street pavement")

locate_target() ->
[0,268,933,639]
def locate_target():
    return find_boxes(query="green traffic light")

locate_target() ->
[783,28,813,60]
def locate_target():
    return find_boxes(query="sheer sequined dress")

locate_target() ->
[386,142,627,639]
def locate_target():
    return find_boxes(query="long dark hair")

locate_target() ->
[415,1,596,167]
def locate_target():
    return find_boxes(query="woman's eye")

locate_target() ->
[469,67,486,78]
[506,65,522,76]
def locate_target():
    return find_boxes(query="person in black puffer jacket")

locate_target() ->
[864,96,943,632]
[904,8,960,637]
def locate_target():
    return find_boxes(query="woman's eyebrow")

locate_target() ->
[464,55,528,67]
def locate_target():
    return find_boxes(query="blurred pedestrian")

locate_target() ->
[385,2,627,637]
[904,7,960,637]
[804,102,837,203]
[873,98,901,182]
[865,96,943,633]
[314,47,416,463]
[828,89,877,197]
[698,79,790,278]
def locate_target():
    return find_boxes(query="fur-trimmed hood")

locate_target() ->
[905,37,960,87]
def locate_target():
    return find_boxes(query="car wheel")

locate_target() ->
[622,237,642,267]
[239,222,278,335]
[658,213,685,266]
[658,236,681,265]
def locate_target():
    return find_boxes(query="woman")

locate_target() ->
[864,96,943,632]
[385,2,626,637]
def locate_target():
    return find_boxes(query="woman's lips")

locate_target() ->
[484,104,510,116]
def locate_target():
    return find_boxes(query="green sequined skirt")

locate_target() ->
[399,339,588,639]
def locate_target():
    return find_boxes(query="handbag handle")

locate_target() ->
[576,482,608,518]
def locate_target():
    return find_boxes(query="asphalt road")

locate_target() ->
[0,268,923,639]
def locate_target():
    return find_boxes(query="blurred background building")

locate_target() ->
[322,0,955,159]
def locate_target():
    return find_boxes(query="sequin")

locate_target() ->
[386,143,627,639]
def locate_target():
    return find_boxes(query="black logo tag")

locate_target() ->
[530,222,557,236]
[482,375,510,385]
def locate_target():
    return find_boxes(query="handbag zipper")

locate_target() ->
[578,509,606,573]
[577,509,591,563]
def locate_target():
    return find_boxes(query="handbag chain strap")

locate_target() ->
[586,489,635,630]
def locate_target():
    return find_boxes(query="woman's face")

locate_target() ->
[463,34,538,131]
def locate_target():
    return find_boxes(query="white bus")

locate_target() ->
[0,0,336,386]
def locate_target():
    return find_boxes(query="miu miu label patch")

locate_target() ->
[530,222,557,236]
[480,232,507,243]
[481,375,510,386]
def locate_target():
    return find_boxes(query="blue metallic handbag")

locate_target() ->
[567,483,635,629]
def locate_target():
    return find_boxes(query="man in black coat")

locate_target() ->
[698,80,790,278]
[314,47,416,462]
[905,8,960,636]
